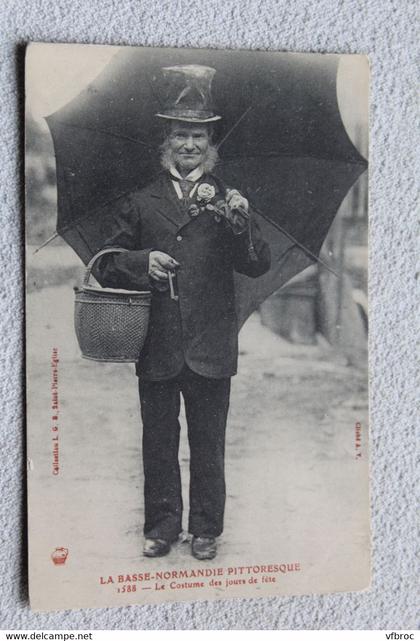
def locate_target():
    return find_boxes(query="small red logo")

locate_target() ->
[51,547,69,565]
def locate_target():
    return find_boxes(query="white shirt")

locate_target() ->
[169,165,204,200]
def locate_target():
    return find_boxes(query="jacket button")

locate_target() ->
[176,235,183,241]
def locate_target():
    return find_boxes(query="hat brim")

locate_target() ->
[156,113,221,123]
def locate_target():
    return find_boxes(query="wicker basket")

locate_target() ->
[74,248,152,363]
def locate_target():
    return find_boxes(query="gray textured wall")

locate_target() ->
[0,0,417,630]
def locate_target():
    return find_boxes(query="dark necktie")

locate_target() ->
[171,176,196,209]
[179,179,194,200]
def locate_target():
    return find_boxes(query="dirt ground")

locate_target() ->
[26,275,370,608]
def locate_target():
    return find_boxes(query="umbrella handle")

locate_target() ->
[83,247,129,287]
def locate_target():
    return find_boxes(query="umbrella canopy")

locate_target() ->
[46,46,367,326]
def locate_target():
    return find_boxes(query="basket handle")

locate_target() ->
[83,247,129,287]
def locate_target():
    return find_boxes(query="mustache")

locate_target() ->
[160,140,219,172]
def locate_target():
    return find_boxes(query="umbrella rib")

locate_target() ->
[216,106,253,151]
[250,201,339,278]
[52,120,155,150]
[33,232,59,254]
[35,169,168,252]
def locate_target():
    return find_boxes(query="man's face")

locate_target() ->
[168,122,210,173]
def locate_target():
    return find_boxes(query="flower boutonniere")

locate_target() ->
[188,182,224,223]
[196,183,216,203]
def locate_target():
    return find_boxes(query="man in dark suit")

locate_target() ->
[97,65,270,560]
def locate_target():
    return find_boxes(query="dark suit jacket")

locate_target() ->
[96,172,271,380]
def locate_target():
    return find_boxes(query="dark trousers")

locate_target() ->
[138,366,231,541]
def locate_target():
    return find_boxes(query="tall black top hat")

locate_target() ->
[156,64,221,123]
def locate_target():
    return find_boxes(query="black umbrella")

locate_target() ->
[45,46,366,326]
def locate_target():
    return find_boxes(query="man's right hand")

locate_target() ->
[148,251,179,287]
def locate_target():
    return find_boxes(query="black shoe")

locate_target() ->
[143,538,171,558]
[191,536,217,560]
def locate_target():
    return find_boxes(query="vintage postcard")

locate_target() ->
[25,42,370,610]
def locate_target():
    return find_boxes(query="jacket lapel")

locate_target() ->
[149,174,192,231]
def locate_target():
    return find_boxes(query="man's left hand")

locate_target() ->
[226,189,249,214]
[224,189,250,234]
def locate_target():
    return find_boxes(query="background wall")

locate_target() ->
[0,0,417,630]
